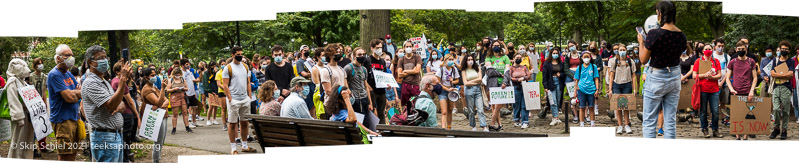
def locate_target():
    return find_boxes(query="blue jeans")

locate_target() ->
[465,86,487,128]
[642,66,681,139]
[700,91,720,130]
[90,130,124,162]
[612,82,633,94]
[548,76,563,118]
[793,86,798,121]
[512,86,529,124]
[529,73,537,82]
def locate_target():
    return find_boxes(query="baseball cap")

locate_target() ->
[385,35,391,39]
[290,76,312,89]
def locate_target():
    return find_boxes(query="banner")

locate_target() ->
[609,94,637,110]
[729,96,771,135]
[565,82,576,98]
[409,34,428,59]
[522,82,542,110]
[373,70,399,88]
[18,85,52,141]
[139,105,167,141]
[488,87,515,104]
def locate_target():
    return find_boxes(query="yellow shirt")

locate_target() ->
[215,70,225,93]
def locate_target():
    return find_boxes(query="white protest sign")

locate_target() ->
[18,85,52,141]
[373,70,399,88]
[762,61,773,76]
[410,34,428,59]
[565,82,576,98]
[139,105,167,141]
[522,82,542,110]
[0,119,10,142]
[488,87,515,104]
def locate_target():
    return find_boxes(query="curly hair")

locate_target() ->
[258,80,277,102]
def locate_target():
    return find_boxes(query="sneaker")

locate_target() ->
[222,125,228,131]
[247,136,255,142]
[514,122,522,127]
[213,120,220,125]
[483,128,489,132]
[171,128,177,135]
[452,108,457,114]
[702,129,710,138]
[235,138,242,145]
[594,108,599,115]
[189,123,197,128]
[521,123,529,129]
[198,116,205,121]
[195,122,204,127]
[769,128,780,139]
[616,126,623,134]
[472,127,477,131]
[580,122,584,127]
[550,119,560,126]
[590,121,595,127]
[713,130,723,138]
[206,121,212,126]
[186,127,193,133]
[796,120,799,124]
[572,118,578,124]
[657,128,664,136]
[188,115,193,122]
[780,130,788,140]
[624,125,632,134]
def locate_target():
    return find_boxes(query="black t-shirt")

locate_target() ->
[264,62,296,91]
[679,55,699,76]
[645,28,687,69]
[338,58,352,69]
[205,70,218,93]
[367,55,386,94]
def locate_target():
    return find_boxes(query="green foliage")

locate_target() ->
[723,14,799,54]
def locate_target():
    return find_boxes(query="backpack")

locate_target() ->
[610,57,635,81]
[226,63,250,81]
[389,94,430,126]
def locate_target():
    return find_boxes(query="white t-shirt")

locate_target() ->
[435,66,460,87]
[222,62,250,101]
[427,60,442,74]
[319,65,347,103]
[182,68,196,96]
[713,53,730,84]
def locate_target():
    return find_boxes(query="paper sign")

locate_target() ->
[773,63,790,85]
[677,79,694,110]
[565,82,576,98]
[762,61,773,76]
[522,82,542,110]
[18,85,52,141]
[729,96,772,135]
[139,105,167,141]
[410,34,428,59]
[488,87,515,104]
[373,70,399,88]
[609,94,637,110]
[697,60,712,74]
[0,119,10,142]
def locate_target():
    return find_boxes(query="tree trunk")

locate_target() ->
[107,30,119,78]
[117,30,130,54]
[359,10,391,54]
[572,28,583,46]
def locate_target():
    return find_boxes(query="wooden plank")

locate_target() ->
[261,132,300,142]
[261,137,301,146]
[303,137,349,145]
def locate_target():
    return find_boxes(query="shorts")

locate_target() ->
[170,92,186,107]
[577,92,595,108]
[54,120,83,155]
[227,99,251,123]
[185,95,200,107]
[437,91,450,100]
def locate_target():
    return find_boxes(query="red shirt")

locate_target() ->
[692,56,721,93]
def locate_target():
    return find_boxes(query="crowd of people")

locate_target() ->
[3,1,799,162]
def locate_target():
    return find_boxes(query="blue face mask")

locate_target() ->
[273,89,280,99]
[619,51,627,57]
[386,39,392,44]
[569,46,576,52]
[95,59,109,73]
[149,76,157,84]
[301,85,310,96]
[613,50,619,55]
[552,53,560,59]
[397,53,405,58]
[432,54,438,59]
[634,50,639,54]
[274,56,283,63]
[493,46,502,52]
[321,56,327,62]
[447,61,455,67]
[766,52,773,58]
[461,49,467,53]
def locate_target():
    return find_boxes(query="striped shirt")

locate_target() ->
[81,72,123,130]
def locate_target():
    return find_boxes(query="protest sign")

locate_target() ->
[609,94,637,110]
[139,105,167,141]
[373,70,399,88]
[697,60,712,74]
[410,34,428,59]
[18,85,52,141]
[729,96,771,135]
[522,82,542,110]
[677,79,694,110]
[565,82,576,98]
[488,87,515,104]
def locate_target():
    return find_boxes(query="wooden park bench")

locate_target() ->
[245,114,548,153]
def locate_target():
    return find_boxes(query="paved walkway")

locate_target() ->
[164,115,262,154]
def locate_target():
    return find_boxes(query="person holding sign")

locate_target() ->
[608,44,637,134]
[81,45,131,162]
[574,51,601,127]
[139,67,170,163]
[6,59,35,159]
[724,41,758,140]
[367,39,390,124]
[768,40,795,140]
[507,54,532,128]
[692,45,724,138]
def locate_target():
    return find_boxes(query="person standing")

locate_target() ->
[367,39,390,124]
[264,45,296,103]
[344,48,376,130]
[167,69,193,134]
[203,61,220,126]
[48,44,82,161]
[608,45,637,134]
[81,45,131,162]
[140,67,170,163]
[320,44,349,118]
[637,0,687,139]
[693,45,724,138]
[398,41,423,106]
[507,54,531,128]
[461,54,487,131]
[760,45,776,97]
[28,57,51,155]
[436,54,461,129]
[222,46,256,154]
[541,47,569,126]
[384,35,397,57]
[769,40,795,140]
[725,41,758,140]
[111,62,141,162]
[574,52,601,127]
[485,40,510,131]
[215,59,229,131]
[7,59,35,159]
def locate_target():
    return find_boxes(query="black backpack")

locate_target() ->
[389,94,431,126]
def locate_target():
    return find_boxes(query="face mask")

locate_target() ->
[95,59,110,73]
[161,70,166,75]
[301,85,310,96]
[149,77,158,84]
[261,65,268,69]
[273,89,280,99]
[613,50,619,55]
[234,55,243,61]
[397,53,405,58]
[334,54,344,61]
[515,59,522,64]
[274,56,283,63]
[569,46,576,52]
[405,48,413,53]
[468,61,474,66]
[64,56,75,68]
[356,56,367,64]
[776,51,782,57]
[184,65,190,69]
[483,43,490,47]
[634,50,639,54]
[765,52,773,58]
[582,58,591,64]
[321,56,327,62]
[529,47,535,51]
[518,50,526,54]
[461,49,467,53]
[37,64,44,70]
[386,39,391,43]
[432,55,438,59]
[703,50,713,57]
[552,53,559,59]
[476,46,482,50]
[374,49,383,55]
[493,46,501,52]
[449,48,456,52]
[716,47,723,52]
[619,51,627,57]
[447,61,455,67]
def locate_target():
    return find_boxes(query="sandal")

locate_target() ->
[231,150,239,155]
[241,147,257,153]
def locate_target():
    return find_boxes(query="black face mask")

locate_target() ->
[515,59,522,64]
[334,54,343,61]
[449,48,456,52]
[483,43,490,47]
[234,55,243,61]
[356,56,366,64]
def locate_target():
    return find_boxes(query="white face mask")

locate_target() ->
[404,48,413,53]
[582,58,591,64]
[467,61,474,66]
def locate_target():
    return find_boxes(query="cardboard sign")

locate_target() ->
[565,82,576,98]
[521,82,542,110]
[677,79,694,110]
[18,85,52,141]
[488,87,515,104]
[773,63,790,85]
[410,34,428,59]
[729,96,772,135]
[373,70,400,88]
[139,105,167,141]
[697,60,712,74]
[0,119,10,142]
[609,94,637,110]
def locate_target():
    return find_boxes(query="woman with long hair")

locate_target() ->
[485,40,509,131]
[168,69,192,135]
[541,47,571,126]
[139,68,170,163]
[257,80,281,116]
[435,54,460,129]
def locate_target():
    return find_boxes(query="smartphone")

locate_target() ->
[122,48,129,61]
[635,26,647,39]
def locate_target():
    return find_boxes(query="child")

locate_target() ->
[574,51,600,127]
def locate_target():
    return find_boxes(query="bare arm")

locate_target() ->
[59,90,80,103]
